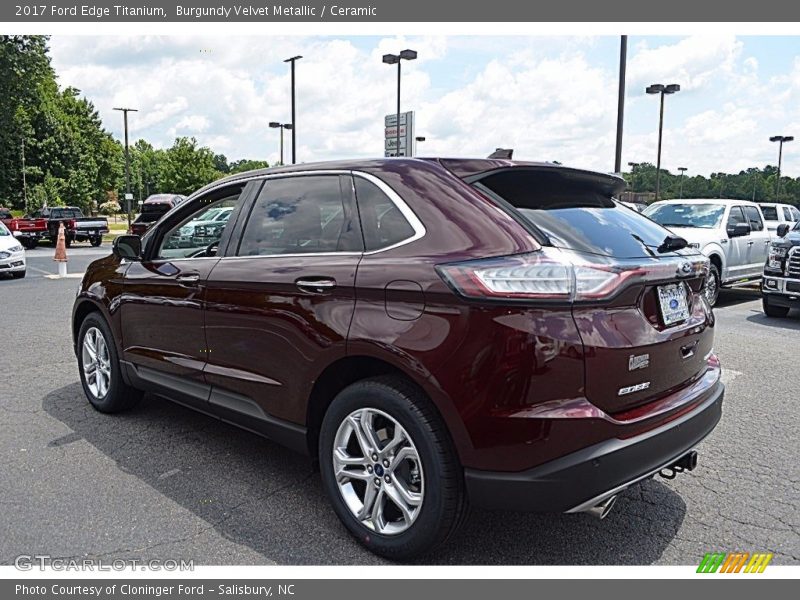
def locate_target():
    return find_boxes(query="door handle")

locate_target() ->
[747,240,754,246]
[176,273,200,285]
[295,278,336,293]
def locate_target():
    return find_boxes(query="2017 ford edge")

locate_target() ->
[72,158,724,559]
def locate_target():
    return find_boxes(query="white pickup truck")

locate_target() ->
[643,199,771,306]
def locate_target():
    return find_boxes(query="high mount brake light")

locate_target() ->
[436,248,708,302]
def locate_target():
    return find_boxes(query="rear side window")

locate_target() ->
[238,176,360,256]
[783,207,794,222]
[792,207,800,221]
[354,177,415,251]
[761,206,778,221]
[473,169,675,258]
[743,206,764,231]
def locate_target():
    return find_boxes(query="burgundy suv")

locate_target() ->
[72,158,723,559]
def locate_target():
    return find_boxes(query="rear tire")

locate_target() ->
[762,295,790,318]
[77,312,142,413]
[21,239,37,250]
[319,376,467,560]
[90,236,102,247]
[705,263,721,307]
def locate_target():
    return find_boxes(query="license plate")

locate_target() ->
[657,283,690,326]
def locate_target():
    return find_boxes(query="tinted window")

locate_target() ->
[475,171,678,258]
[238,176,359,256]
[354,178,415,251]
[51,208,82,219]
[792,207,800,221]
[743,206,764,231]
[158,191,241,259]
[761,206,778,221]
[784,206,796,222]
[727,206,746,227]
[644,203,726,229]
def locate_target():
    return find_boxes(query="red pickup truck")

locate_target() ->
[0,208,48,249]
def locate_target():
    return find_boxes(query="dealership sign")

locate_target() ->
[385,111,415,157]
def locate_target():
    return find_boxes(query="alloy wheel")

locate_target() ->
[82,326,112,399]
[332,408,424,536]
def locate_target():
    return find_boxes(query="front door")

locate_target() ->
[203,174,363,431]
[725,205,750,280]
[119,185,247,404]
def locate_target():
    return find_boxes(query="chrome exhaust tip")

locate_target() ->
[585,494,618,519]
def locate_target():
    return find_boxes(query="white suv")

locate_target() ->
[643,199,771,306]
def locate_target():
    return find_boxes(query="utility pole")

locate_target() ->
[21,137,28,214]
[114,107,138,227]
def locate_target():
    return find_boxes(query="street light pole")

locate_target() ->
[614,35,627,173]
[270,122,293,165]
[113,107,138,228]
[284,56,302,164]
[677,166,687,199]
[21,137,27,214]
[383,49,417,157]
[770,135,794,199]
[646,83,680,202]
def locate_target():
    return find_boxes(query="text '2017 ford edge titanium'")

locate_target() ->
[72,158,724,559]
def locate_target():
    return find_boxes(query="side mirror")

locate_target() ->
[776,223,790,238]
[112,235,142,261]
[727,223,751,238]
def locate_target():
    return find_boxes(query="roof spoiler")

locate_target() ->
[488,148,513,159]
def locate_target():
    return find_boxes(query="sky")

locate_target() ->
[48,35,800,177]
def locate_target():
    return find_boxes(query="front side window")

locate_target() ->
[354,178,415,251]
[238,176,359,256]
[727,206,747,228]
[157,191,241,259]
[743,206,764,231]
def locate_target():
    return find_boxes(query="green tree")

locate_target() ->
[160,137,222,195]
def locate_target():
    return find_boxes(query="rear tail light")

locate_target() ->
[436,247,709,302]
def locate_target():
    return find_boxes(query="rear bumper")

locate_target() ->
[464,380,724,513]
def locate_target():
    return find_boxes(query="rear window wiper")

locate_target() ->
[657,234,688,253]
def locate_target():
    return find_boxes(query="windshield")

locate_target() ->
[0,222,9,236]
[643,203,726,229]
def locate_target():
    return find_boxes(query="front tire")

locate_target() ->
[705,263,721,307]
[11,270,25,279]
[762,295,790,318]
[319,376,467,560]
[77,313,142,413]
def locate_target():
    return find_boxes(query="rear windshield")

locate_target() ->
[760,206,779,221]
[50,208,82,219]
[643,203,725,229]
[473,170,676,258]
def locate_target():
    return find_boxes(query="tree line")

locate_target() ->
[0,35,268,215]
[2,35,799,216]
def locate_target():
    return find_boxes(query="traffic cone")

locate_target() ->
[53,222,68,277]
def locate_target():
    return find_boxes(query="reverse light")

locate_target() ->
[436,247,708,303]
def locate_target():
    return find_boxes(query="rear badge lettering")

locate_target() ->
[628,353,650,371]
[618,382,651,396]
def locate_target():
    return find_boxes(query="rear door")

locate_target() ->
[202,173,362,428]
[743,205,770,276]
[471,167,713,415]
[725,205,750,279]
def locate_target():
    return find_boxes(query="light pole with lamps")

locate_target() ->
[646,83,680,202]
[283,55,302,164]
[269,122,293,165]
[769,135,793,199]
[113,106,138,227]
[382,49,417,157]
[677,166,688,199]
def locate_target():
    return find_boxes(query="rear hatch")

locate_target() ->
[468,166,712,414]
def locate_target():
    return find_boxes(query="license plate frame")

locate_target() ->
[657,283,690,326]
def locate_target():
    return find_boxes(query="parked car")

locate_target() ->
[0,208,48,249]
[31,206,109,247]
[621,200,647,212]
[72,159,724,559]
[0,221,26,278]
[130,194,186,236]
[643,199,771,306]
[758,202,800,233]
[762,220,800,317]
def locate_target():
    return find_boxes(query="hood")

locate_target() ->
[0,234,23,252]
[774,230,800,248]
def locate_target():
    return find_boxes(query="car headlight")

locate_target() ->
[9,244,23,253]
[770,245,788,257]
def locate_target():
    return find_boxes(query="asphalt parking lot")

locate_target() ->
[1,245,798,566]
